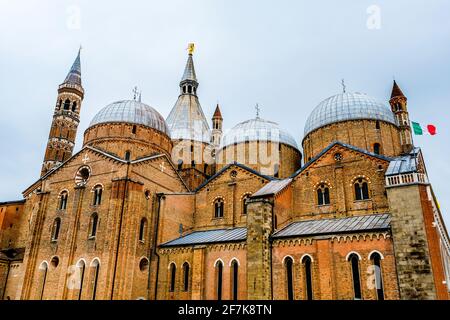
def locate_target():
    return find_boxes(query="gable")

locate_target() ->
[195,163,273,192]
[292,142,391,180]
[130,154,189,193]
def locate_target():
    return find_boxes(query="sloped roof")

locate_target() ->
[291,141,393,179]
[386,147,420,176]
[160,227,246,247]
[252,178,292,198]
[391,80,406,99]
[273,214,391,239]
[195,162,274,192]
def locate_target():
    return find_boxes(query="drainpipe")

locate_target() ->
[152,193,164,300]
[110,162,131,300]
[1,260,11,300]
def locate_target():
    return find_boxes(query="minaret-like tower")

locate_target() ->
[389,80,412,154]
[41,49,84,176]
[211,104,223,147]
[166,44,213,189]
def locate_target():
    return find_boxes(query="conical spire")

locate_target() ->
[181,53,197,83]
[213,104,223,119]
[391,80,405,99]
[63,48,82,86]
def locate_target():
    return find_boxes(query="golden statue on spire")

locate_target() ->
[187,43,195,55]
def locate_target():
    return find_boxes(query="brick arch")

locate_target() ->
[346,251,362,261]
[300,254,314,263]
[368,250,385,260]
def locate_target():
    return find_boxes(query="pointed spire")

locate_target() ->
[213,104,223,119]
[391,80,405,99]
[63,48,82,86]
[181,45,197,83]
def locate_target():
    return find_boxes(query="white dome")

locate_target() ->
[304,92,396,136]
[221,117,299,150]
[89,100,170,136]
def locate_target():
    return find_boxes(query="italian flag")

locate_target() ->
[412,122,437,136]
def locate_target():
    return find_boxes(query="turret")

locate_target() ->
[389,80,412,154]
[41,49,84,176]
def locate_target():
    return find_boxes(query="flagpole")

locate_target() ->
[409,119,419,173]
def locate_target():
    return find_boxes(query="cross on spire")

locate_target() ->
[132,86,141,100]
[341,79,346,93]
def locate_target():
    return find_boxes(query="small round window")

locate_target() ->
[75,166,91,186]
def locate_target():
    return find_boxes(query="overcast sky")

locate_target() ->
[1,0,449,225]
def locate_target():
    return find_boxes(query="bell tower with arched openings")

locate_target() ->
[41,49,84,176]
[389,80,412,155]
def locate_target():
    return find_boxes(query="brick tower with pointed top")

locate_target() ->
[211,104,223,147]
[389,80,412,154]
[40,50,84,176]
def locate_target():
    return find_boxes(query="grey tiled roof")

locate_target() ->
[304,92,396,136]
[386,148,420,176]
[160,227,247,247]
[273,214,391,239]
[252,178,292,197]
[63,49,81,86]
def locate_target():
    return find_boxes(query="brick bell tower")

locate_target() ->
[41,49,84,176]
[389,80,413,155]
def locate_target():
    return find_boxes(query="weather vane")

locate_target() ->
[255,103,260,119]
[341,79,346,93]
[187,43,195,55]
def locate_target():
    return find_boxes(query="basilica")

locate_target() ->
[1,46,449,300]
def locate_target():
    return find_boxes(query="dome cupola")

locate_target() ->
[84,99,172,160]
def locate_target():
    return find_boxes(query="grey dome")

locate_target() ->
[221,117,299,150]
[304,92,396,136]
[89,100,170,136]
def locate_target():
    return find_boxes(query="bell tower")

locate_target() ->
[211,104,223,147]
[389,80,412,155]
[41,49,84,176]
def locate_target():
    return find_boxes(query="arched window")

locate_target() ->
[132,125,137,134]
[348,253,362,300]
[375,120,380,129]
[182,86,187,94]
[51,218,61,241]
[63,99,70,110]
[139,218,147,242]
[169,263,176,292]
[182,262,190,292]
[284,257,294,300]
[188,85,192,94]
[214,198,224,218]
[71,101,77,112]
[354,178,370,200]
[373,143,381,155]
[177,160,183,170]
[317,184,330,205]
[231,260,239,300]
[38,261,48,300]
[139,257,149,272]
[77,260,86,300]
[58,99,62,110]
[89,213,98,238]
[370,252,384,300]
[59,191,68,210]
[215,260,223,300]
[302,256,313,300]
[242,194,250,215]
[90,259,100,300]
[124,151,131,161]
[93,185,102,206]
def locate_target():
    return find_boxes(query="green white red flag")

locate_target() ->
[411,122,437,136]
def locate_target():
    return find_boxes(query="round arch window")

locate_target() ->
[139,257,149,272]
